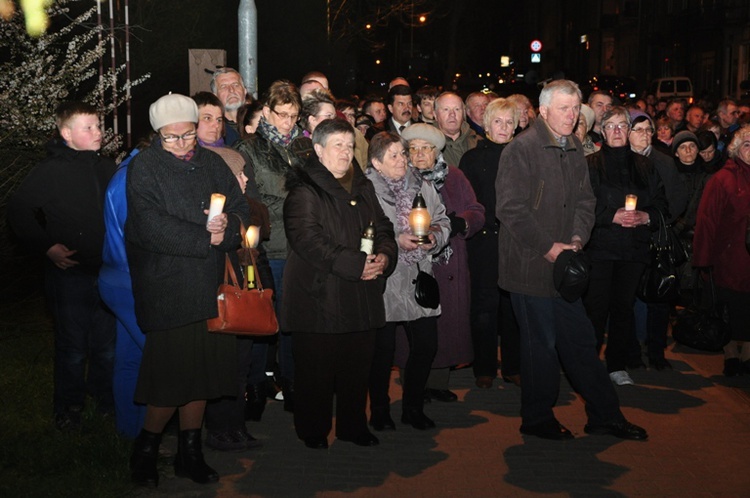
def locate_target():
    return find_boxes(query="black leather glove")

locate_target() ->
[447,211,466,238]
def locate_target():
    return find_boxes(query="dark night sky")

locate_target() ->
[125,0,515,140]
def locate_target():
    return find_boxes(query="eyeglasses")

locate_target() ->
[160,131,197,143]
[630,127,654,134]
[315,112,336,120]
[603,123,630,132]
[271,108,299,121]
[408,145,436,155]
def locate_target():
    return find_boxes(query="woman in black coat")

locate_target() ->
[281,119,397,449]
[584,107,669,387]
[459,98,522,388]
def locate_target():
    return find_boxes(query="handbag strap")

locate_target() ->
[223,253,242,288]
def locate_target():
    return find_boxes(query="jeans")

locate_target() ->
[510,293,623,428]
[98,278,145,438]
[269,258,293,381]
[46,263,115,416]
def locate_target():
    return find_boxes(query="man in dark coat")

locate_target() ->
[495,80,648,441]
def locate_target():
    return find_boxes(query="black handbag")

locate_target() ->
[672,268,731,352]
[638,211,679,303]
[413,263,440,309]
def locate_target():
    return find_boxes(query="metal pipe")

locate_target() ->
[238,0,258,99]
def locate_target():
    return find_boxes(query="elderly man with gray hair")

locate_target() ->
[210,67,248,146]
[495,79,648,442]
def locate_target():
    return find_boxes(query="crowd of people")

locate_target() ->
[7,68,750,488]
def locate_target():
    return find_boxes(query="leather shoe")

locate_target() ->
[475,376,493,388]
[303,437,328,449]
[425,388,458,402]
[649,357,672,371]
[370,413,396,431]
[338,431,380,447]
[401,408,436,430]
[502,374,521,386]
[520,421,574,440]
[584,420,648,440]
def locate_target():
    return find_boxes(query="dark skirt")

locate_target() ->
[719,288,750,342]
[135,321,237,406]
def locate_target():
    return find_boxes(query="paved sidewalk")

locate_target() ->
[140,344,750,498]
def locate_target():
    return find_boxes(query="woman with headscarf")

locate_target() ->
[397,123,485,402]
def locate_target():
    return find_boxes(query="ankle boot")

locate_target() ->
[244,383,267,421]
[174,429,219,484]
[130,429,161,487]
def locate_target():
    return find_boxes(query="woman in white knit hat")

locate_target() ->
[126,93,250,488]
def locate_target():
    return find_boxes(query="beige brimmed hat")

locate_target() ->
[401,123,446,151]
[149,93,199,131]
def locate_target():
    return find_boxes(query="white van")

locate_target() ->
[649,77,694,103]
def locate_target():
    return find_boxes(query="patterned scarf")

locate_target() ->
[381,172,429,266]
[257,116,300,147]
[416,154,449,191]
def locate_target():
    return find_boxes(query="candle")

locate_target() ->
[206,193,226,226]
[409,193,432,244]
[625,194,637,211]
[245,225,260,249]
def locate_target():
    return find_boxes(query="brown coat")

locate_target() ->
[495,118,596,298]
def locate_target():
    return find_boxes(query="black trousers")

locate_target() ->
[205,336,254,433]
[293,330,375,440]
[584,260,647,372]
[369,318,437,414]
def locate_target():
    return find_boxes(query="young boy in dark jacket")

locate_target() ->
[8,101,116,430]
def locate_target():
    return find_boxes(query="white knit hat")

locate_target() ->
[149,93,199,131]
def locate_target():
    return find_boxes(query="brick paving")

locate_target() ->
[140,343,750,498]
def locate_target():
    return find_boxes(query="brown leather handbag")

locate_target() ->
[207,251,278,336]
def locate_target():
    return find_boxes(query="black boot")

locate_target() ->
[130,429,161,487]
[280,377,294,413]
[174,429,219,484]
[244,383,267,421]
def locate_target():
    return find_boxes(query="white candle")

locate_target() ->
[625,194,637,211]
[207,193,226,225]
[245,225,260,248]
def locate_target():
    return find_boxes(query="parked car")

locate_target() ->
[649,77,694,103]
[580,75,638,103]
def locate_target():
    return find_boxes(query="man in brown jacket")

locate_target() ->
[495,79,648,441]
